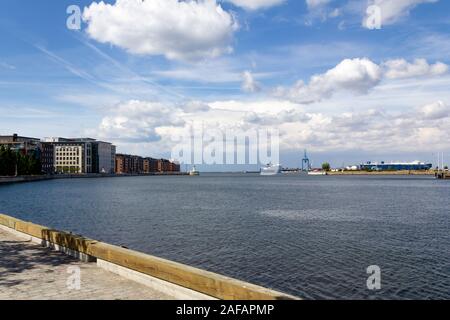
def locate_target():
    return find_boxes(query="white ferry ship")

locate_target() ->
[260,163,282,176]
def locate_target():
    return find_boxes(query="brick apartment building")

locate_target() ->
[115,154,180,174]
[143,158,159,173]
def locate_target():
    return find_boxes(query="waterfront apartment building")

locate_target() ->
[45,138,93,174]
[170,161,181,172]
[157,159,171,172]
[115,154,180,174]
[44,137,116,174]
[131,155,144,174]
[360,161,433,171]
[1,134,116,175]
[115,154,145,174]
[115,154,130,174]
[143,157,158,173]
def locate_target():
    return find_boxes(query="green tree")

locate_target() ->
[17,153,28,175]
[20,152,41,175]
[322,162,331,172]
[0,146,6,175]
[0,147,16,176]
[0,147,42,176]
[31,155,41,174]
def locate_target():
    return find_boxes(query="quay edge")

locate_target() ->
[0,172,189,185]
[0,213,299,301]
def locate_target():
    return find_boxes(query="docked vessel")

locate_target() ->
[260,163,282,176]
[308,170,327,176]
[189,166,200,176]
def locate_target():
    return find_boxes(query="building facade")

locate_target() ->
[115,154,180,174]
[115,154,129,174]
[92,141,116,174]
[115,154,137,174]
[143,158,159,173]
[48,138,92,174]
[131,156,144,174]
[170,161,181,172]
[1,134,116,175]
[39,142,55,174]
[157,159,171,172]
[45,137,116,174]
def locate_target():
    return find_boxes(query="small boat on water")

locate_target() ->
[189,166,200,176]
[308,170,327,176]
[260,163,282,176]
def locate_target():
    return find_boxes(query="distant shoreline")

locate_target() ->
[0,170,439,185]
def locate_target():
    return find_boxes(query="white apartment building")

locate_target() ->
[53,141,92,174]
[44,137,115,174]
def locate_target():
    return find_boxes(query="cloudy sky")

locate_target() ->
[1,0,450,168]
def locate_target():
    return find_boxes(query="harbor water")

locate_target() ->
[0,174,448,299]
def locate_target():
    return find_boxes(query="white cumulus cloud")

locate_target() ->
[419,101,450,120]
[226,0,285,11]
[83,0,238,62]
[91,97,450,155]
[97,100,185,142]
[275,58,448,104]
[240,102,450,153]
[275,58,382,104]
[383,58,448,79]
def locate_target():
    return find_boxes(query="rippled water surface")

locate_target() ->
[0,174,449,299]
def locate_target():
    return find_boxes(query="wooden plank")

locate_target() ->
[87,242,296,300]
[0,214,21,229]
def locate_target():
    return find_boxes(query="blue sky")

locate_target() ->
[1,0,450,168]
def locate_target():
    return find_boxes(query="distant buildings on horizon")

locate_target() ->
[340,161,433,172]
[115,154,180,175]
[0,133,180,175]
[1,133,436,175]
[360,161,433,171]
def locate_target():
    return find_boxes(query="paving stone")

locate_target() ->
[0,228,174,300]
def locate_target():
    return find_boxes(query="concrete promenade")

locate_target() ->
[0,228,173,300]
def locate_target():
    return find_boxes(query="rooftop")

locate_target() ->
[0,134,40,143]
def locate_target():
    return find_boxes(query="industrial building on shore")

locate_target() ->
[360,161,433,171]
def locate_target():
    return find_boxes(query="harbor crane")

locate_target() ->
[301,149,311,172]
